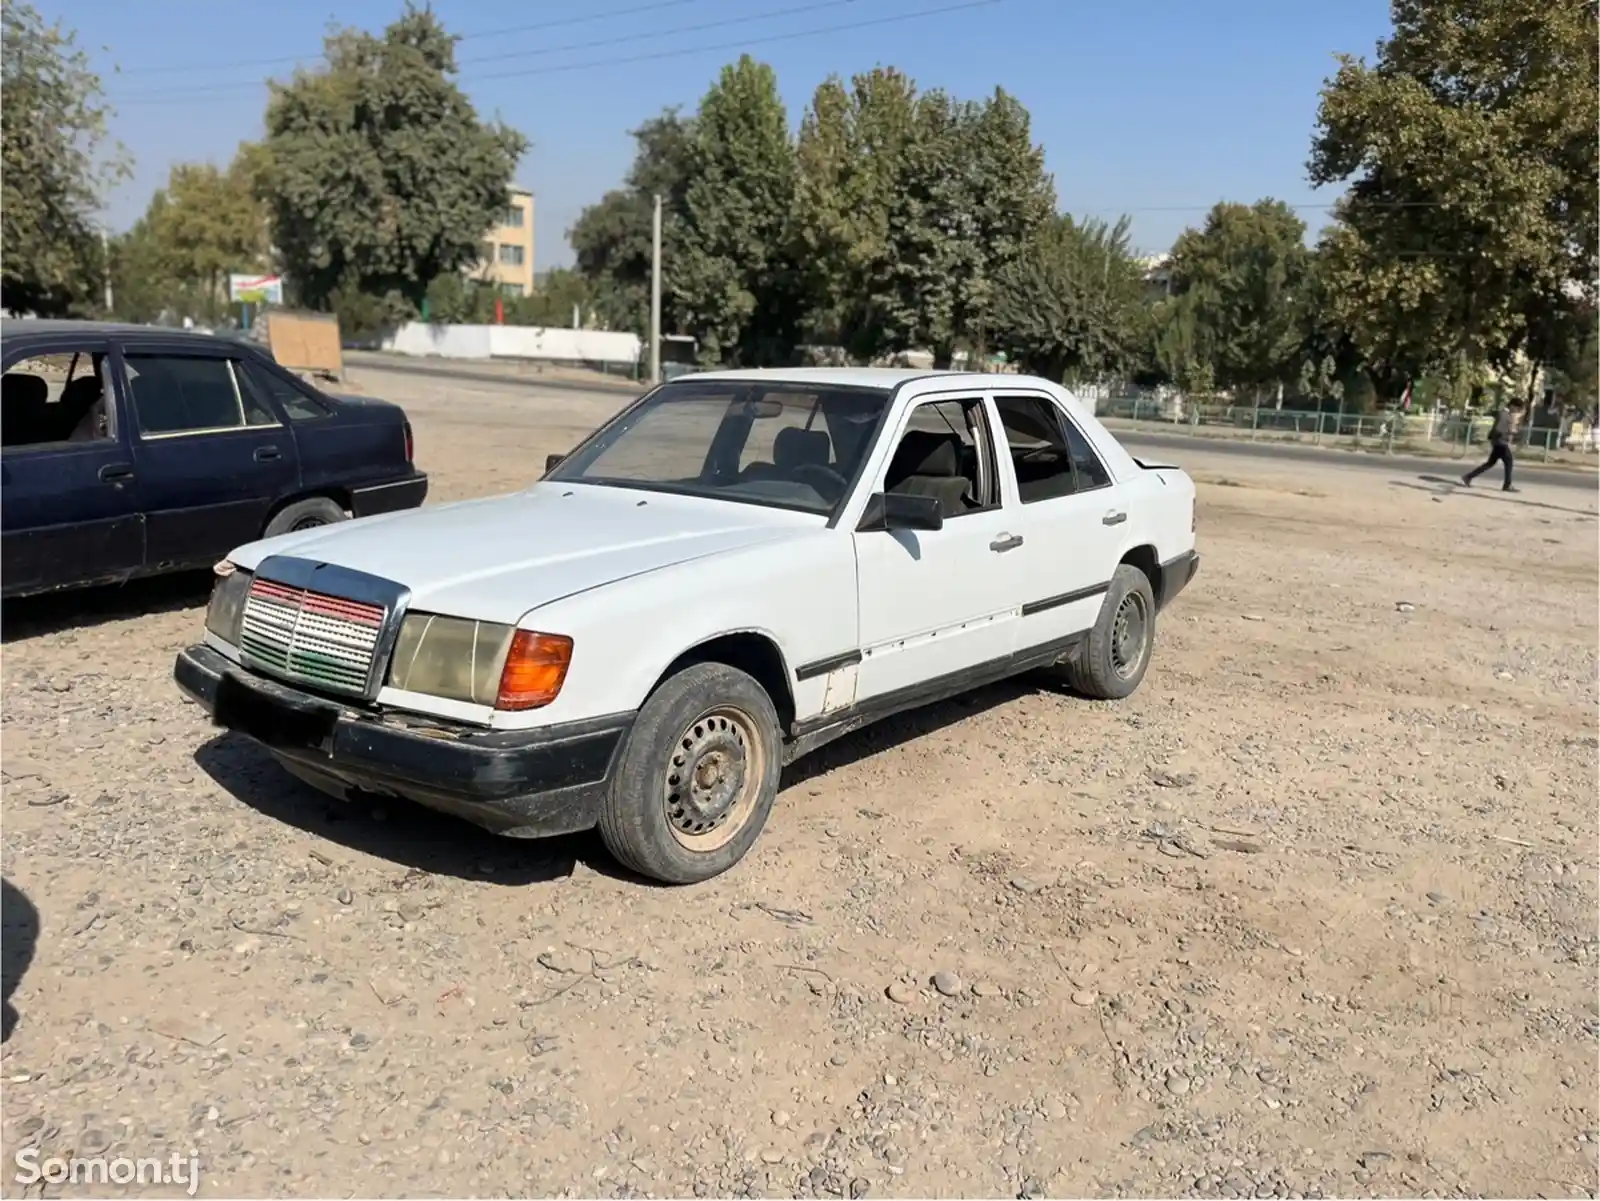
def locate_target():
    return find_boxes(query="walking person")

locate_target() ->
[1461,399,1522,492]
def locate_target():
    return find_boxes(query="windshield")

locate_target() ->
[549,381,891,515]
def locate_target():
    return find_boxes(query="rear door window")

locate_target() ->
[123,354,276,435]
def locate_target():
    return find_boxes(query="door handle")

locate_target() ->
[1102,510,1127,526]
[98,463,133,483]
[254,446,281,462]
[989,533,1024,552]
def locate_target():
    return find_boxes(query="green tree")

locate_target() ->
[791,74,1053,366]
[517,268,597,327]
[569,109,695,335]
[790,68,921,361]
[1167,199,1311,403]
[140,159,270,322]
[1,3,126,315]
[992,214,1148,382]
[883,87,1055,366]
[258,6,526,318]
[947,88,1057,360]
[1150,292,1216,395]
[1308,0,1599,399]
[670,56,797,365]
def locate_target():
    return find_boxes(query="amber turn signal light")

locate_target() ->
[495,630,573,710]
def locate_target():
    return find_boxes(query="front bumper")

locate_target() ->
[350,471,429,518]
[175,644,630,838]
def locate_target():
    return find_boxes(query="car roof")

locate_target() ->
[684,366,1057,391]
[0,319,238,347]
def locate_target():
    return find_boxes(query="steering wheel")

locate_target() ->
[791,462,849,503]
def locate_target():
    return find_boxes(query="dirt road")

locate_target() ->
[3,367,1596,1199]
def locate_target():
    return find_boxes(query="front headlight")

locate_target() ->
[205,563,252,643]
[387,614,573,710]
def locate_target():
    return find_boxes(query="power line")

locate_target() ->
[463,0,862,69]
[114,0,709,76]
[111,0,1003,103]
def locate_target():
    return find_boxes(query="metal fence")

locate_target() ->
[1090,394,1598,463]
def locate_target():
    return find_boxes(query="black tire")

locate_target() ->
[1057,562,1157,700]
[598,661,782,885]
[263,496,348,538]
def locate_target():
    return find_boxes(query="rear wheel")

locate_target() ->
[599,661,781,884]
[263,496,348,539]
[1054,562,1157,700]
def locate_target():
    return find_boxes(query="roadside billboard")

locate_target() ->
[228,273,284,305]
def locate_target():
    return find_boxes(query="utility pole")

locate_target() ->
[101,227,114,314]
[649,193,663,385]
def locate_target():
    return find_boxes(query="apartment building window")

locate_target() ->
[498,243,525,267]
[502,206,524,228]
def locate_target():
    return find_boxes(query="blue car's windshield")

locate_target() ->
[549,381,891,515]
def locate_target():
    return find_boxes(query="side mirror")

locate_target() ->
[857,491,943,533]
[544,453,565,473]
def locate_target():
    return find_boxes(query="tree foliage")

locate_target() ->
[669,56,797,366]
[569,110,695,337]
[1,2,125,316]
[257,5,526,317]
[993,214,1148,382]
[1167,200,1311,401]
[111,157,270,324]
[791,68,921,361]
[1308,0,1599,397]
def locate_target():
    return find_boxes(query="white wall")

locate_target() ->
[381,322,640,365]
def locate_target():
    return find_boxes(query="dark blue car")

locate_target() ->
[1,320,428,599]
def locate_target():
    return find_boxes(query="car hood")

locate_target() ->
[227,483,818,624]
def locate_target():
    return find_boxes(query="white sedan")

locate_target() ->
[176,368,1199,883]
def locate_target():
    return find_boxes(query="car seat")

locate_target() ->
[884,431,974,518]
[1,374,51,448]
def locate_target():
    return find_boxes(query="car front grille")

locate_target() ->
[238,577,386,697]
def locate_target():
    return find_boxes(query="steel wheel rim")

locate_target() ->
[291,516,328,531]
[1110,591,1149,679]
[664,705,764,852]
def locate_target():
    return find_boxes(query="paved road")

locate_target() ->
[1118,430,1597,492]
[349,353,1597,493]
[346,350,639,397]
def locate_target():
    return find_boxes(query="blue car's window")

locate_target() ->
[237,359,331,422]
[1,351,114,449]
[124,355,273,435]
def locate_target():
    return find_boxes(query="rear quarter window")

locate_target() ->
[237,359,333,422]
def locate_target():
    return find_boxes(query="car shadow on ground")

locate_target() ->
[1399,475,1599,518]
[780,673,1053,791]
[193,733,641,887]
[196,674,1074,888]
[2,878,40,1044]
[1,571,213,643]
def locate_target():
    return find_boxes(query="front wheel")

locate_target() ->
[598,661,782,884]
[263,496,348,538]
[1054,562,1157,700]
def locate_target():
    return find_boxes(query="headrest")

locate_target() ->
[891,430,960,479]
[60,375,102,405]
[773,426,830,469]
[2,373,48,408]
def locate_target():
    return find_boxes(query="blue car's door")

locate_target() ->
[120,342,301,570]
[0,336,145,597]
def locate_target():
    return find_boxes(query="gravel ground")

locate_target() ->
[2,365,1596,1199]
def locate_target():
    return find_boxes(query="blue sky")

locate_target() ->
[58,0,1393,271]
